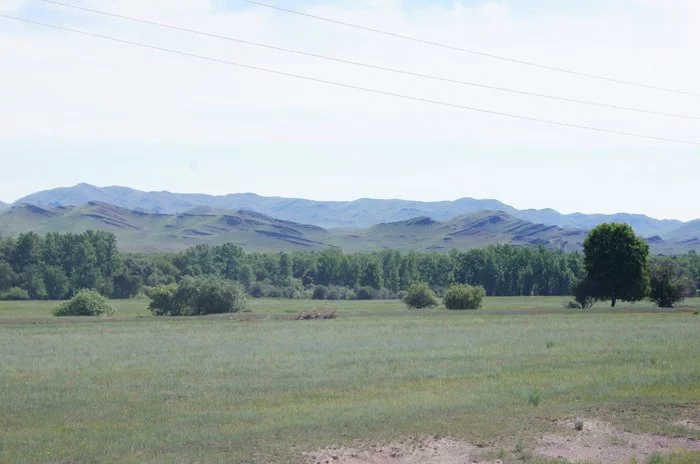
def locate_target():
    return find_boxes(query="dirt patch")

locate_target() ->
[537,418,700,463]
[674,419,700,432]
[305,436,489,464]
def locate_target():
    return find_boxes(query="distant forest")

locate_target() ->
[1,231,699,300]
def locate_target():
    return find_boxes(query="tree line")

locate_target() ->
[1,230,699,301]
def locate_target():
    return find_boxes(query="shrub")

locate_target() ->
[326,286,354,301]
[649,259,696,308]
[0,287,30,301]
[54,289,115,317]
[250,282,267,298]
[404,282,438,309]
[355,286,377,300]
[527,391,541,407]
[376,287,394,300]
[149,275,247,316]
[443,284,486,310]
[568,278,596,309]
[147,284,179,316]
[312,285,328,300]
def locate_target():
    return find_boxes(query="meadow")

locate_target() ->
[1,297,699,463]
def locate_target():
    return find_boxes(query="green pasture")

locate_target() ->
[0,297,698,463]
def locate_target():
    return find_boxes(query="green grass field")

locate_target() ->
[1,297,699,463]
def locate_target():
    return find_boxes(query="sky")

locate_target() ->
[1,0,699,220]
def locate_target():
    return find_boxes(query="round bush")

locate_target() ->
[355,286,377,300]
[147,283,179,316]
[404,282,439,309]
[149,275,247,316]
[443,284,486,310]
[250,282,267,298]
[312,285,328,300]
[54,289,115,317]
[1,287,31,301]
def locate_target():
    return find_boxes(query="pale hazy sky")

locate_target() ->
[1,0,699,220]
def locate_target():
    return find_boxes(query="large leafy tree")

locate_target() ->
[583,223,650,307]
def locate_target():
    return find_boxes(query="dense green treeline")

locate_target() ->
[0,231,127,300]
[1,231,699,300]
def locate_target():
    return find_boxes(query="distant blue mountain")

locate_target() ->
[14,183,688,239]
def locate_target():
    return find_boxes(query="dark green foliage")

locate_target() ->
[41,265,70,300]
[148,275,246,316]
[361,258,384,289]
[443,284,486,310]
[0,260,18,292]
[325,286,355,301]
[569,277,596,309]
[649,259,696,308]
[0,233,593,299]
[312,285,328,300]
[53,289,115,316]
[248,278,307,299]
[5,230,700,304]
[0,231,123,300]
[250,282,267,298]
[404,282,439,309]
[0,287,30,300]
[21,266,47,300]
[111,272,142,299]
[147,284,178,316]
[583,223,650,307]
[355,286,377,300]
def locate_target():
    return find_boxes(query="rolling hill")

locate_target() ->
[12,183,687,237]
[661,219,700,248]
[0,202,328,253]
[0,202,694,254]
[338,212,588,252]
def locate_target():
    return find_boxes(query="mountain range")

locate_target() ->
[10,183,688,236]
[0,199,696,255]
[0,183,697,253]
[0,202,592,253]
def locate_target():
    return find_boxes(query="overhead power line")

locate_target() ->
[37,0,700,121]
[242,0,700,98]
[2,14,699,146]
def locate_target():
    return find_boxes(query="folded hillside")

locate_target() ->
[0,202,329,252]
[662,219,700,245]
[334,211,587,252]
[13,183,689,238]
[0,203,695,253]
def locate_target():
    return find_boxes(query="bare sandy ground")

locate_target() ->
[305,417,699,464]
[305,436,485,464]
[537,418,700,464]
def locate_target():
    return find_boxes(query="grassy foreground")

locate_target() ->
[0,298,699,463]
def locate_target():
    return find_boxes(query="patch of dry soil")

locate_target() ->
[673,419,700,432]
[305,436,491,464]
[537,418,700,464]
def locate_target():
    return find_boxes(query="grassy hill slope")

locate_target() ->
[661,219,700,247]
[331,212,587,252]
[2,203,693,254]
[0,202,329,252]
[14,183,686,237]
